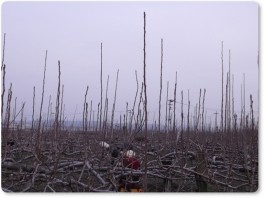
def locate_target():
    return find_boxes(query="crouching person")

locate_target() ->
[119,150,143,192]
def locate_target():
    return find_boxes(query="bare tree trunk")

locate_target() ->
[2,83,12,160]
[125,102,128,132]
[103,75,109,133]
[180,90,184,140]
[228,50,231,131]
[232,74,234,131]
[85,102,88,132]
[165,81,169,137]
[31,86,35,130]
[103,98,109,138]
[221,41,224,132]
[1,33,6,69]
[135,82,144,131]
[187,89,190,133]
[54,60,61,142]
[158,38,163,134]
[1,33,6,120]
[1,64,6,121]
[225,72,228,133]
[195,89,202,133]
[243,73,246,130]
[12,97,17,134]
[173,72,177,135]
[20,102,24,130]
[110,69,119,138]
[240,84,243,130]
[99,43,103,132]
[143,12,148,192]
[250,94,254,131]
[89,100,93,131]
[129,70,139,133]
[96,103,100,132]
[36,50,48,155]
[46,95,51,131]
[59,84,64,130]
[201,89,206,131]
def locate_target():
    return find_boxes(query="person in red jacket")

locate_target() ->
[118,150,142,192]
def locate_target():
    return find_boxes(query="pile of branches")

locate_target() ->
[1,130,258,192]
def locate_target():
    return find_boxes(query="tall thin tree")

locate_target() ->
[31,86,35,130]
[158,39,163,134]
[36,50,48,154]
[1,33,6,120]
[143,12,148,192]
[54,60,61,142]
[221,41,224,132]
[99,43,103,132]
[173,72,177,134]
[110,69,119,137]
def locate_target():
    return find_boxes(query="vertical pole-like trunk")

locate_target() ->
[1,64,6,122]
[13,97,17,132]
[59,84,64,130]
[180,90,184,140]
[110,69,119,137]
[3,84,12,160]
[143,12,148,192]
[225,73,228,133]
[89,100,93,131]
[240,84,243,130]
[31,86,35,130]
[158,39,163,134]
[103,75,109,134]
[221,41,224,132]
[243,73,246,130]
[36,50,48,155]
[173,72,177,134]
[201,89,206,131]
[165,81,169,135]
[130,70,139,133]
[46,95,51,131]
[1,33,6,120]
[20,102,24,130]
[54,60,61,142]
[135,82,144,131]
[125,102,128,131]
[85,102,88,132]
[196,89,202,133]
[187,89,190,135]
[250,94,254,131]
[96,103,100,132]
[99,43,103,132]
[228,50,231,131]
[232,74,234,131]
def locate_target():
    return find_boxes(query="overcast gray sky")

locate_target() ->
[1,1,259,128]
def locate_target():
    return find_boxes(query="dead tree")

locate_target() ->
[83,86,89,132]
[54,60,61,142]
[165,81,169,135]
[173,72,177,134]
[221,41,224,132]
[1,33,6,119]
[36,50,48,155]
[110,69,119,137]
[129,70,139,134]
[31,86,35,130]
[201,89,206,131]
[143,11,148,192]
[158,39,163,134]
[250,94,254,131]
[99,43,103,132]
